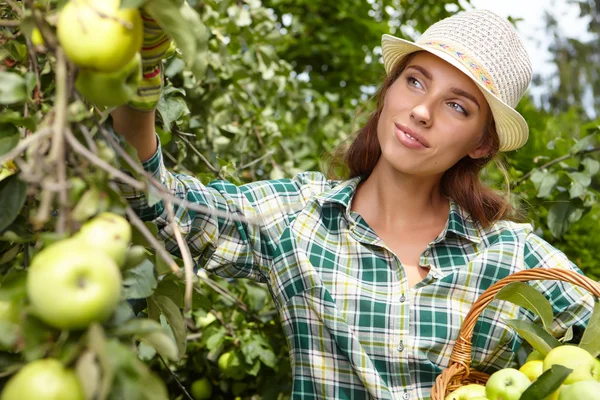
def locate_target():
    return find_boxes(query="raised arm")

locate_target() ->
[111,107,157,162]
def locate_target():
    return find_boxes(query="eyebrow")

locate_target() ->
[405,65,481,110]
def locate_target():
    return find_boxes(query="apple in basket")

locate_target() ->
[484,368,530,400]
[444,383,486,400]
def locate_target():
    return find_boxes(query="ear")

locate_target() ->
[468,142,491,160]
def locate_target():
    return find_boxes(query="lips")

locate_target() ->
[394,123,430,148]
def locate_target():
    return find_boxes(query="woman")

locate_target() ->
[113,9,593,399]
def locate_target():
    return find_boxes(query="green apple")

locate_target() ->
[519,360,544,382]
[445,383,487,399]
[526,349,545,363]
[594,359,600,381]
[75,212,132,267]
[543,345,599,385]
[218,351,245,380]
[197,312,216,328]
[0,300,19,324]
[469,398,489,400]
[558,379,600,400]
[31,27,44,47]
[0,358,84,400]
[75,52,142,108]
[26,238,122,330]
[190,377,213,400]
[485,368,531,400]
[57,0,143,72]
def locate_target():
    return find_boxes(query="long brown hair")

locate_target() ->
[327,53,516,227]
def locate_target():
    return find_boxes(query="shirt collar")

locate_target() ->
[315,175,483,244]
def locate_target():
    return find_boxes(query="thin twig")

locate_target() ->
[123,204,180,274]
[25,35,42,103]
[0,19,19,27]
[49,48,69,233]
[512,146,600,188]
[97,123,301,225]
[0,127,53,165]
[165,200,194,314]
[77,124,99,153]
[172,129,219,174]
[66,130,146,191]
[239,149,276,170]
[157,355,194,400]
[30,189,55,230]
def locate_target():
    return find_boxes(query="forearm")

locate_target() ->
[111,106,158,162]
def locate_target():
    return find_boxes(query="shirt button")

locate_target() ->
[397,341,404,352]
[423,249,430,257]
[400,294,406,303]
[402,391,410,399]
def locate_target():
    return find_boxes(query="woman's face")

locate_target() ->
[376,52,492,178]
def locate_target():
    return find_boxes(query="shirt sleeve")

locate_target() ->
[523,232,596,339]
[115,135,330,283]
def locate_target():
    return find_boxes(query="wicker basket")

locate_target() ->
[430,267,600,400]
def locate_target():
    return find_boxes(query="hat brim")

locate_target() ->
[381,34,529,152]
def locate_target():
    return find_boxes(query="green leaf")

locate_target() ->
[113,318,164,336]
[140,330,179,361]
[0,176,27,233]
[505,319,561,355]
[530,169,558,198]
[0,72,27,105]
[547,202,578,238]
[137,369,169,400]
[583,158,600,176]
[0,132,19,156]
[75,350,101,400]
[568,172,591,199]
[496,282,554,330]
[122,260,158,299]
[520,364,573,400]
[148,295,186,359]
[156,95,190,132]
[578,301,600,357]
[144,0,209,81]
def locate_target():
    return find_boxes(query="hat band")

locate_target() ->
[422,41,499,96]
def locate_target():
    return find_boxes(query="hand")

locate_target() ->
[127,9,173,112]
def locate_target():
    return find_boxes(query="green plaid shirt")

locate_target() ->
[120,141,593,400]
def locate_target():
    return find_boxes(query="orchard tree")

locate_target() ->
[0,0,599,399]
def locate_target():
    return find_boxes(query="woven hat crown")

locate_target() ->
[417,9,532,108]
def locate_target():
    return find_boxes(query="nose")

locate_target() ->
[410,103,432,127]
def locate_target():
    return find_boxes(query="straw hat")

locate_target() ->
[381,9,532,152]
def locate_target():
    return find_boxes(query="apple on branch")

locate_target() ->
[26,238,122,330]
[0,359,84,400]
[75,52,142,108]
[57,0,143,73]
[73,212,132,267]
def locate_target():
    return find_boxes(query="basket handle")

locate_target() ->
[445,268,600,379]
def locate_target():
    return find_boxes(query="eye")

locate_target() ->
[406,76,423,89]
[448,102,469,116]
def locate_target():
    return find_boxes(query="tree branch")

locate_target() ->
[165,200,194,314]
[49,48,69,233]
[512,146,600,188]
[0,19,19,27]
[123,203,180,275]
[65,130,146,191]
